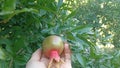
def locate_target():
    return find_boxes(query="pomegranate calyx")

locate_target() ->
[50,50,60,62]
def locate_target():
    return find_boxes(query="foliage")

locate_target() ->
[0,0,120,68]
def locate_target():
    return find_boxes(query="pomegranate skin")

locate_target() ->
[42,35,64,58]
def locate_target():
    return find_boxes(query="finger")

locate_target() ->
[40,53,49,64]
[64,42,71,62]
[60,51,65,61]
[40,54,48,61]
[30,48,42,61]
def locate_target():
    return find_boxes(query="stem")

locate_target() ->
[9,58,13,68]
[56,62,60,68]
[48,58,53,68]
[60,59,64,64]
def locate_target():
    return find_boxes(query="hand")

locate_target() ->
[26,43,72,68]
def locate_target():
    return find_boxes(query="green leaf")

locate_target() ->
[0,11,13,15]
[14,55,27,65]
[65,9,77,20]
[0,8,38,15]
[0,47,6,60]
[0,8,38,23]
[57,0,63,9]
[71,25,94,34]
[66,32,76,41]
[35,22,42,29]
[76,53,85,68]
[13,37,26,53]
[0,38,13,56]
[15,8,39,14]
[0,38,12,46]
[2,0,16,11]
[1,0,16,21]
[0,60,9,68]
[77,34,97,59]
[38,9,47,17]
[39,6,56,14]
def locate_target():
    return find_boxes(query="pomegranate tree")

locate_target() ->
[42,35,64,68]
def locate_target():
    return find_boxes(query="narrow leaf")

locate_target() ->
[71,25,93,34]
[76,53,85,68]
[0,8,38,23]
[66,32,76,41]
[65,10,77,20]
[57,0,63,9]
[0,47,6,60]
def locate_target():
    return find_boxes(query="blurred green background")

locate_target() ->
[0,0,120,68]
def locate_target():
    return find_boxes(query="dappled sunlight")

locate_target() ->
[101,24,107,29]
[96,42,114,49]
[100,3,104,8]
[105,43,114,48]
[80,0,89,4]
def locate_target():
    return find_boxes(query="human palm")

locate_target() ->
[26,43,71,68]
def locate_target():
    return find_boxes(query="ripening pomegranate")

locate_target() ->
[42,35,64,68]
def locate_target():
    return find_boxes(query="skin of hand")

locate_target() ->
[26,43,72,68]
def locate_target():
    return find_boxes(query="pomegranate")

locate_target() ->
[42,35,64,68]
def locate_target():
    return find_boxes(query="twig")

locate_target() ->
[9,58,13,68]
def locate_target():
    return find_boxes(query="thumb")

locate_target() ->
[64,42,71,62]
[30,48,42,61]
